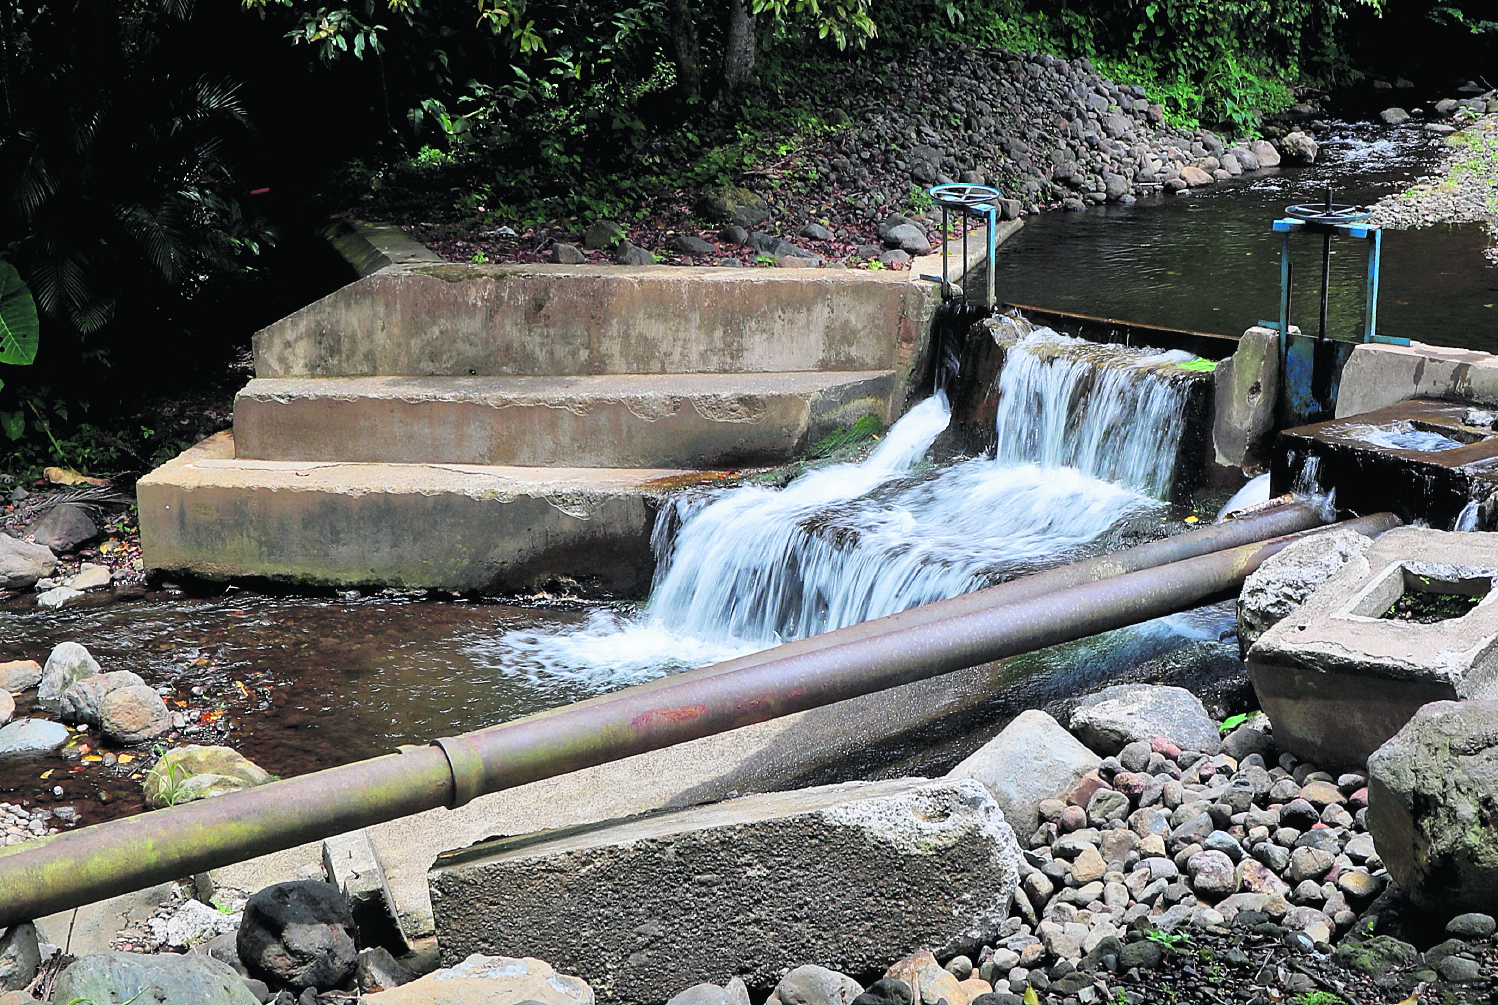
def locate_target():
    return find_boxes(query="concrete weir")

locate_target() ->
[139,226,1009,592]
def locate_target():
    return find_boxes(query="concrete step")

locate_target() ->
[137,431,731,596]
[233,371,894,468]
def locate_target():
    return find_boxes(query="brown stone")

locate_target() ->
[1070,847,1108,885]
[1299,781,1346,808]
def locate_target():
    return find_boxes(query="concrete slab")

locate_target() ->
[233,371,896,468]
[1337,340,1498,418]
[1248,526,1498,770]
[138,431,691,596]
[427,777,1019,1004]
[252,266,936,391]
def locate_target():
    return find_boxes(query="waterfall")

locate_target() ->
[994,332,1199,497]
[496,328,1205,684]
[1455,500,1481,532]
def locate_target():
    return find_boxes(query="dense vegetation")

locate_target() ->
[0,0,1491,477]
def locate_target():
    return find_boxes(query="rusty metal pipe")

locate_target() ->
[0,511,1397,927]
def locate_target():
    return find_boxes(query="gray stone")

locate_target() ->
[25,503,98,554]
[718,226,749,246]
[1331,935,1417,975]
[948,710,1101,837]
[0,535,56,590]
[1437,955,1483,982]
[1187,850,1237,898]
[876,214,917,242]
[1116,940,1163,970]
[697,187,770,229]
[1447,913,1497,939]
[1368,699,1498,911]
[878,250,910,269]
[35,585,82,608]
[429,778,1020,1005]
[99,684,171,743]
[0,718,69,755]
[671,235,718,256]
[355,947,415,993]
[583,220,626,250]
[1101,116,1132,140]
[0,691,10,726]
[1239,527,1373,652]
[37,641,102,710]
[883,224,931,255]
[66,563,112,591]
[1435,98,1460,115]
[237,881,358,992]
[614,241,655,267]
[668,979,751,1005]
[1069,684,1221,756]
[361,955,593,1005]
[145,744,275,808]
[60,670,147,727]
[1087,788,1130,827]
[797,224,835,243]
[0,924,40,991]
[1380,108,1411,125]
[53,952,260,1005]
[1250,528,1498,771]
[323,829,408,954]
[550,243,586,265]
[769,965,862,1005]
[1279,131,1318,164]
[1250,141,1280,168]
[1220,722,1274,762]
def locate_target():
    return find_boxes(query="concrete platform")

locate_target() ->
[233,371,895,468]
[136,431,702,595]
[1248,526,1498,771]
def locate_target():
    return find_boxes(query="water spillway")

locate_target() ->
[501,328,1212,678]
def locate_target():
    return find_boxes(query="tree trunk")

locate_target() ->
[721,0,757,97]
[668,0,702,103]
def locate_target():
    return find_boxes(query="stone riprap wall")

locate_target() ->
[793,50,1287,218]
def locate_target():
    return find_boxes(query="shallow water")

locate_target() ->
[991,122,1498,351]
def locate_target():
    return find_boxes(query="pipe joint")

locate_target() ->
[433,736,486,808]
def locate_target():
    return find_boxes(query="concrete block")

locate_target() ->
[233,371,895,468]
[323,220,444,278]
[428,777,1020,1005]
[946,709,1100,837]
[252,266,935,394]
[138,432,670,597]
[1248,526,1498,771]
[1213,326,1280,470]
[322,830,408,954]
[1337,341,1498,418]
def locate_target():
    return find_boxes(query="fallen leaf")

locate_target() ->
[44,466,108,487]
[117,753,134,764]
[82,755,102,763]
[39,769,52,779]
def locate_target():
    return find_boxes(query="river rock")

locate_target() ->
[798,223,835,242]
[550,242,586,264]
[1279,131,1318,164]
[0,536,56,590]
[947,709,1101,836]
[883,223,932,255]
[1179,165,1213,187]
[99,684,171,743]
[671,235,718,256]
[35,585,83,608]
[614,240,655,266]
[1069,684,1220,755]
[1237,528,1372,650]
[66,563,112,591]
[886,950,966,1005]
[0,691,10,727]
[0,718,68,756]
[37,641,102,710]
[1250,140,1280,168]
[25,503,98,554]
[1380,107,1412,125]
[582,220,625,250]
[0,660,41,692]
[364,955,593,1005]
[429,778,1020,1005]
[697,186,770,229]
[144,744,275,808]
[53,951,260,1005]
[1367,699,1498,910]
[769,965,863,1005]
[237,881,357,992]
[59,670,147,727]
[0,925,39,992]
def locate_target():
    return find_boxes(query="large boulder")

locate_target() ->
[1367,699,1498,911]
[52,951,260,1005]
[1238,527,1374,651]
[59,670,147,727]
[768,965,862,1005]
[99,684,171,743]
[144,744,275,808]
[0,536,56,590]
[947,709,1101,837]
[236,881,358,992]
[1279,131,1319,164]
[430,778,1020,1005]
[1069,684,1221,756]
[0,925,39,992]
[25,502,98,554]
[36,641,101,710]
[0,718,69,756]
[363,955,593,1005]
[696,186,770,229]
[1249,140,1280,168]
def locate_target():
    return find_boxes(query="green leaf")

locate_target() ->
[0,410,23,441]
[0,261,40,366]
[1219,712,1250,734]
